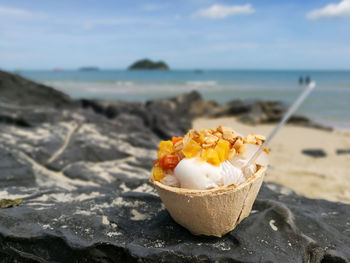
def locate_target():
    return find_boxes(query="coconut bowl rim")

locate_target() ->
[150,166,266,196]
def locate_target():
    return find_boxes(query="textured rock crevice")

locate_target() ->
[45,122,81,165]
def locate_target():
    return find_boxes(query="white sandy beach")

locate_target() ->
[193,117,350,204]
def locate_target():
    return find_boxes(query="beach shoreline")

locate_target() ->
[193,116,350,204]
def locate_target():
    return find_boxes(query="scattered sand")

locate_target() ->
[130,209,148,221]
[193,117,350,204]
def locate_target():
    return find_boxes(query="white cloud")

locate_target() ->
[0,5,32,16]
[142,4,163,11]
[193,4,255,19]
[307,0,350,20]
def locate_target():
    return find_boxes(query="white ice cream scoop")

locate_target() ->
[174,158,222,190]
[220,161,245,186]
[174,158,252,190]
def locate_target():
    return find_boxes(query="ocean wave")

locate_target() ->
[185,81,217,87]
[43,80,135,87]
[42,80,224,94]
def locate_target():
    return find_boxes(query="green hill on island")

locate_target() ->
[128,59,169,70]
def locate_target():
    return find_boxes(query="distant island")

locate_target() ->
[128,59,169,70]
[79,66,100,71]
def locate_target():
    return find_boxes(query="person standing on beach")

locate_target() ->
[305,76,311,85]
[299,76,304,85]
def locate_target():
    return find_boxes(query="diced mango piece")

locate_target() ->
[172,136,183,145]
[158,140,174,159]
[153,164,164,181]
[182,139,201,159]
[215,139,230,162]
[201,148,220,166]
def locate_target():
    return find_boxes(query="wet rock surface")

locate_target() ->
[0,72,349,262]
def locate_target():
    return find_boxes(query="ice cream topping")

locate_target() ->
[152,126,269,190]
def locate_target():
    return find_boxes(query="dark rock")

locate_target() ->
[336,149,350,155]
[1,160,350,263]
[46,113,159,171]
[302,149,327,158]
[80,91,207,140]
[0,114,31,127]
[81,99,105,114]
[226,99,257,115]
[145,100,189,139]
[105,101,147,122]
[288,115,310,124]
[238,103,267,125]
[304,122,333,132]
[209,99,286,125]
[0,70,71,107]
[128,58,169,70]
[209,99,331,131]
[208,100,255,118]
[144,91,207,139]
[0,147,37,188]
[144,90,217,138]
[0,108,349,263]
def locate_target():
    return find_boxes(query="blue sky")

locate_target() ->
[1,0,350,70]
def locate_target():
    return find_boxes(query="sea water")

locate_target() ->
[17,69,350,129]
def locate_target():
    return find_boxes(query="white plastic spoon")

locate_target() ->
[245,81,316,172]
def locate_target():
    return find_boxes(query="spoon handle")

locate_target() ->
[246,81,316,167]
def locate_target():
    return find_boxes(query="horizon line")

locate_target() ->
[4,68,350,72]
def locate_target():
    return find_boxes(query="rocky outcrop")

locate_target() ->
[80,91,217,139]
[81,91,331,134]
[0,70,71,107]
[0,71,348,262]
[128,59,169,70]
[207,99,332,130]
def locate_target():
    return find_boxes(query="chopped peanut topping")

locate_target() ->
[255,134,266,141]
[213,132,222,139]
[205,134,219,145]
[233,139,243,151]
[217,126,225,133]
[222,130,237,143]
[228,148,236,160]
[174,140,183,152]
[238,144,247,154]
[245,134,257,144]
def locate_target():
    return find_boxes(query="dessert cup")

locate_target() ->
[150,166,266,237]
